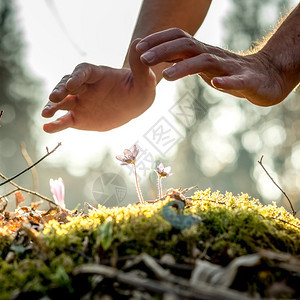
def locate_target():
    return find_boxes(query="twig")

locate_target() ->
[258,155,296,217]
[0,189,19,199]
[0,172,57,206]
[0,110,3,128]
[74,263,252,300]
[273,217,300,230]
[20,142,39,202]
[0,142,61,187]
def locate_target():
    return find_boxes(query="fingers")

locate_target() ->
[43,112,74,133]
[42,95,77,118]
[212,75,248,91]
[49,75,70,102]
[136,28,191,53]
[162,54,234,80]
[139,37,204,66]
[129,39,155,86]
[49,63,106,103]
[66,63,107,87]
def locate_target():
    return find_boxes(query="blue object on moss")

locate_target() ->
[162,200,201,230]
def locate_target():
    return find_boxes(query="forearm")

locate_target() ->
[258,4,300,96]
[123,0,212,82]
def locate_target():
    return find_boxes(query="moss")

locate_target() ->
[0,189,299,298]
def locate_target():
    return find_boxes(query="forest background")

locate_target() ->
[1,0,299,214]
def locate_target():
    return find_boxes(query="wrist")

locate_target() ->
[123,59,171,85]
[257,5,300,96]
[259,47,299,100]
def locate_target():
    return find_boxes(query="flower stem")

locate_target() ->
[133,164,144,204]
[158,176,162,199]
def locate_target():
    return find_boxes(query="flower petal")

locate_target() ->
[132,145,139,158]
[49,178,65,208]
[116,155,125,162]
[157,163,164,172]
[164,166,171,174]
[123,149,132,156]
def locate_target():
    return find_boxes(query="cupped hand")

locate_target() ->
[42,39,156,133]
[136,28,287,106]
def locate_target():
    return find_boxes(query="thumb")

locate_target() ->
[212,75,248,91]
[129,39,156,85]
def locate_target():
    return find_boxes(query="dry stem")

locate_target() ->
[21,142,39,202]
[258,155,296,217]
[133,164,144,204]
[0,143,61,206]
[0,142,61,187]
[0,172,57,205]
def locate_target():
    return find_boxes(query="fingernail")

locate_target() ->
[66,77,73,87]
[215,77,224,83]
[51,87,59,95]
[163,67,176,78]
[212,77,224,87]
[136,41,148,52]
[43,104,51,111]
[141,51,155,63]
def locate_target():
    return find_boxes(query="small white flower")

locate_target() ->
[49,177,65,209]
[155,163,173,178]
[116,145,139,165]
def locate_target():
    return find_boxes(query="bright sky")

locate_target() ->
[15,0,231,177]
[14,0,300,206]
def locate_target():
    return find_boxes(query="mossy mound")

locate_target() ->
[0,189,299,299]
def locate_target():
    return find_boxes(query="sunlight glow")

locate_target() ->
[209,102,245,136]
[13,0,299,207]
[261,120,286,147]
[242,130,262,153]
[291,141,300,171]
[253,163,281,202]
[16,0,228,175]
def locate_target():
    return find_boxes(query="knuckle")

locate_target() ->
[170,27,188,38]
[200,53,216,64]
[55,75,69,89]
[74,62,92,77]
[182,37,197,49]
[61,74,70,82]
[181,59,190,71]
[76,62,90,70]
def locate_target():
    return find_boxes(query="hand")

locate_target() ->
[42,39,156,133]
[136,28,287,106]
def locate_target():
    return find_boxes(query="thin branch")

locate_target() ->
[20,142,39,202]
[0,110,3,128]
[0,172,57,205]
[0,142,61,187]
[258,155,296,217]
[0,189,19,199]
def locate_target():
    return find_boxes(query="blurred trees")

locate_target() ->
[0,0,41,194]
[169,0,300,212]
[1,0,299,212]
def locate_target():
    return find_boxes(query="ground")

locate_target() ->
[0,189,299,299]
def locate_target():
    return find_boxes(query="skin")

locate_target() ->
[42,2,300,133]
[42,0,211,133]
[42,40,156,132]
[137,4,300,107]
[123,0,212,81]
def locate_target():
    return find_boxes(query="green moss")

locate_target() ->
[0,189,299,298]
